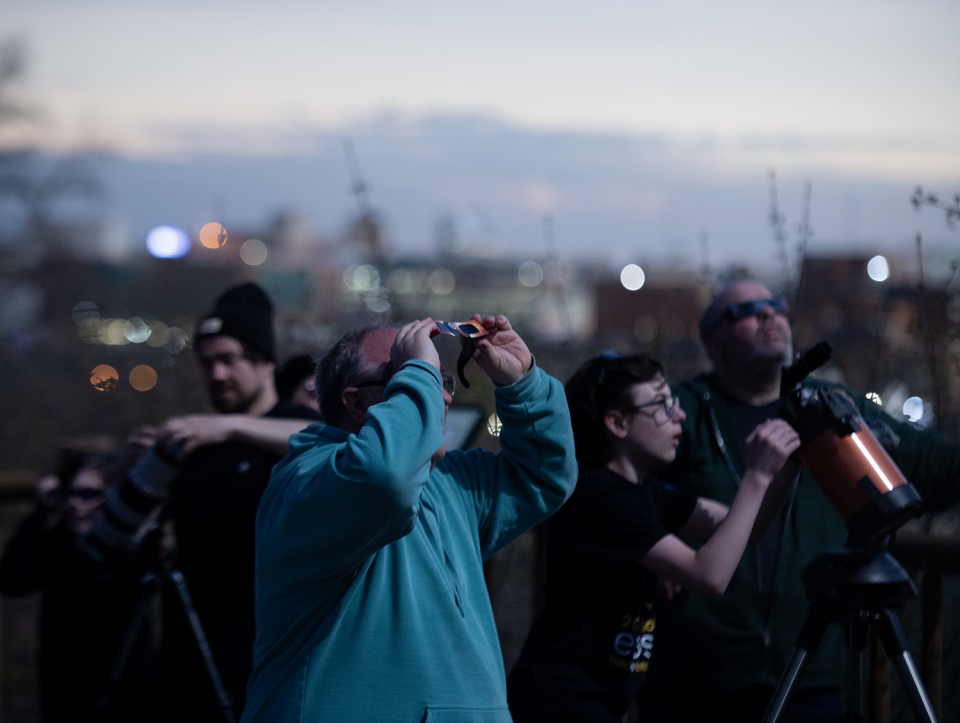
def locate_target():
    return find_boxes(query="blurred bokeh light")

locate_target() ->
[90,365,119,391]
[105,320,129,345]
[903,396,924,422]
[518,261,543,287]
[429,269,456,295]
[129,365,158,392]
[124,317,152,343]
[72,301,100,325]
[146,226,191,259]
[620,264,645,291]
[240,238,268,266]
[343,264,380,292]
[147,321,171,347]
[199,222,228,249]
[867,255,890,282]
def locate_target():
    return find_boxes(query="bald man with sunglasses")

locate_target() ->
[640,281,960,723]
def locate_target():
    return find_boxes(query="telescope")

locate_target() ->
[779,341,922,543]
[763,342,936,723]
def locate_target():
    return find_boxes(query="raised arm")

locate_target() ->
[257,321,449,578]
[443,315,577,557]
[157,415,316,459]
[639,419,799,596]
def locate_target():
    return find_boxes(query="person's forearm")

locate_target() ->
[262,364,445,578]
[689,471,770,595]
[231,417,316,456]
[749,462,800,543]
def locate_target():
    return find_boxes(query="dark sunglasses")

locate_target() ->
[68,488,105,500]
[703,297,787,340]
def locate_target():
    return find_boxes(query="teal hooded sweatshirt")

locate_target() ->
[241,360,577,723]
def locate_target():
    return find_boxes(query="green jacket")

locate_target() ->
[649,372,960,692]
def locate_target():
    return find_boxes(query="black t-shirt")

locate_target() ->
[507,467,697,723]
[159,401,321,716]
[721,393,784,620]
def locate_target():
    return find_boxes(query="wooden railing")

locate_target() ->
[881,530,960,723]
[0,472,35,503]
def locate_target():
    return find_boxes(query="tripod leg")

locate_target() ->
[168,569,238,723]
[762,607,830,723]
[92,571,157,721]
[876,609,937,723]
[844,612,870,723]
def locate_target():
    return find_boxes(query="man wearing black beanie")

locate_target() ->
[140,282,322,723]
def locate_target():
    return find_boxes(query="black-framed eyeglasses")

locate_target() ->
[626,395,678,419]
[703,296,787,340]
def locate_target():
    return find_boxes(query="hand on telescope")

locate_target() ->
[464,315,533,386]
[744,419,801,485]
[745,419,802,543]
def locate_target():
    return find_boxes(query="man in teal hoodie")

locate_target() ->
[242,315,577,723]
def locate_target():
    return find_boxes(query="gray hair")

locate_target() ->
[317,323,399,427]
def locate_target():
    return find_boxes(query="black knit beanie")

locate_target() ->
[195,283,276,362]
[276,354,317,400]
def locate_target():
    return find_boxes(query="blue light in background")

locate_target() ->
[146,226,191,258]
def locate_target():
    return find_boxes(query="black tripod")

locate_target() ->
[94,547,237,723]
[761,545,937,723]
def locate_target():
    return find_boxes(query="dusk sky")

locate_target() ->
[4,0,959,272]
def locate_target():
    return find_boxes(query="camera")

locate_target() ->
[82,445,181,561]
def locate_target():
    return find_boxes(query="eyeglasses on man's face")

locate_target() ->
[354,361,456,397]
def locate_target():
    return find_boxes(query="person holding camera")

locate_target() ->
[140,283,321,722]
[240,315,578,723]
[639,281,960,723]
[506,352,799,722]
[0,449,148,723]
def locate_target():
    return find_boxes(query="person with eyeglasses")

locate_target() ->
[638,280,960,723]
[0,448,151,722]
[507,352,799,723]
[241,315,577,723]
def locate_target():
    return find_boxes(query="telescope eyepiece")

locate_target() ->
[781,341,833,398]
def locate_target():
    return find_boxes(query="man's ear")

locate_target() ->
[704,336,723,365]
[603,409,629,440]
[341,388,369,429]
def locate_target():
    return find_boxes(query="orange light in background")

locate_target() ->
[199,222,228,249]
[129,365,158,392]
[90,365,119,391]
